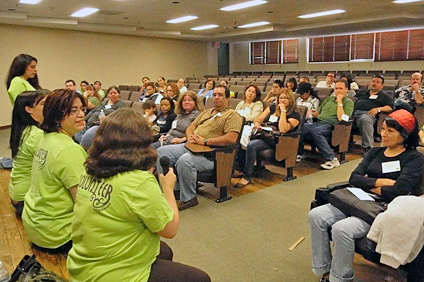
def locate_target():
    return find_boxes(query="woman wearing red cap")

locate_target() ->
[308,109,424,282]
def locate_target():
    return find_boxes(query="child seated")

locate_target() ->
[142,100,157,125]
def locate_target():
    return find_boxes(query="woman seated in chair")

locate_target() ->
[308,109,424,282]
[83,84,101,110]
[197,78,215,99]
[151,91,203,149]
[140,82,163,104]
[22,89,87,253]
[234,84,264,123]
[165,82,181,104]
[234,88,300,187]
[67,108,211,282]
[296,82,320,123]
[85,86,127,128]
[263,79,284,103]
[151,97,177,141]
[9,90,47,217]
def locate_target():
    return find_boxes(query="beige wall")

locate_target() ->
[230,38,424,73]
[0,24,215,127]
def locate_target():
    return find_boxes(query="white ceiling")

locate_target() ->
[1,0,424,41]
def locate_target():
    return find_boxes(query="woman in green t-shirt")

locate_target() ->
[6,54,41,105]
[9,90,47,217]
[22,89,87,253]
[67,108,210,282]
[83,84,101,110]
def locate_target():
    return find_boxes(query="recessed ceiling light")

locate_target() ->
[220,0,267,11]
[19,0,42,4]
[191,24,219,31]
[71,7,99,18]
[239,21,270,28]
[298,9,345,19]
[393,0,422,3]
[166,15,198,24]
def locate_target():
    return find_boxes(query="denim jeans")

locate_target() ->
[242,139,272,181]
[308,204,371,282]
[354,110,376,149]
[299,122,334,161]
[80,126,99,149]
[156,144,214,202]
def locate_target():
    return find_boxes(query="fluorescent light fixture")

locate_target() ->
[191,24,218,31]
[239,21,270,28]
[166,15,198,24]
[298,9,345,19]
[393,0,422,3]
[20,0,42,4]
[71,7,99,18]
[220,0,267,11]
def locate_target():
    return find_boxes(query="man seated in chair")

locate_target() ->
[394,72,424,113]
[297,80,354,170]
[156,85,243,211]
[353,75,393,151]
[316,72,336,89]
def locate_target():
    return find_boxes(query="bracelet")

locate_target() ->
[378,107,381,113]
[281,109,287,113]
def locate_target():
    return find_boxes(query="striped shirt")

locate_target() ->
[192,108,242,139]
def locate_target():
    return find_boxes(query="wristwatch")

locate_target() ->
[204,139,208,146]
[338,103,343,107]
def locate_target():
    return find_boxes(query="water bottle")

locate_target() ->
[307,113,314,124]
[99,109,106,119]
[0,261,10,282]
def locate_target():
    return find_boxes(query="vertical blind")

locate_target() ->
[375,29,424,61]
[309,35,350,62]
[351,33,374,60]
[250,39,299,64]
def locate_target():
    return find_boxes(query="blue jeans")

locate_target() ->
[242,139,272,181]
[308,204,370,282]
[80,126,99,149]
[354,110,376,149]
[156,144,214,202]
[299,122,334,161]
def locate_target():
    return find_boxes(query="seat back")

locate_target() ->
[129,85,140,91]
[129,91,142,102]
[120,90,132,100]
[131,102,144,114]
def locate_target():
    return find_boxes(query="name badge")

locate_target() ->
[341,114,350,122]
[237,110,245,116]
[171,120,178,129]
[104,105,112,109]
[369,95,378,100]
[211,112,222,119]
[382,160,401,173]
[269,115,278,123]
[157,120,166,125]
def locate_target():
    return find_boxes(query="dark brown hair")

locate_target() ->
[85,108,157,178]
[41,89,86,133]
[244,84,262,102]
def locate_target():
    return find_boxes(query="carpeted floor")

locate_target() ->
[163,159,362,282]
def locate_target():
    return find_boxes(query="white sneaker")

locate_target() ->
[320,157,340,170]
[296,154,303,163]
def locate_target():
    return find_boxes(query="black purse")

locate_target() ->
[329,188,388,225]
[250,125,279,147]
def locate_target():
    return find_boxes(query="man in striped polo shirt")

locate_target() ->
[156,85,243,211]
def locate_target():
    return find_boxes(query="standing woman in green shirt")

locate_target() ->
[9,90,47,217]
[6,54,40,105]
[22,89,87,253]
[67,108,210,282]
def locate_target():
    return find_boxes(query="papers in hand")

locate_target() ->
[346,188,375,201]
[260,126,273,131]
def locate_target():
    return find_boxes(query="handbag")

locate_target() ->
[329,188,388,225]
[250,125,279,147]
[10,255,67,282]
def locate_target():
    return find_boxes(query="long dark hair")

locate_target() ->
[41,89,86,133]
[10,91,46,158]
[85,108,157,178]
[160,97,175,114]
[385,116,419,149]
[6,54,40,90]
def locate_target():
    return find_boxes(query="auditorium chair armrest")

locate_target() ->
[310,181,351,209]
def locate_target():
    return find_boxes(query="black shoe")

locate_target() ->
[234,179,252,188]
[177,197,199,211]
[319,278,330,282]
[173,190,180,200]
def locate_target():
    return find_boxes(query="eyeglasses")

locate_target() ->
[70,107,86,116]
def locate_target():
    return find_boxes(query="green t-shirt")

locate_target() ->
[98,89,105,99]
[67,170,173,282]
[88,96,100,107]
[22,133,87,248]
[318,95,354,125]
[8,76,36,105]
[9,126,44,202]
